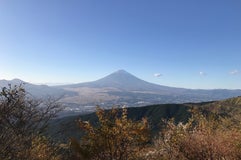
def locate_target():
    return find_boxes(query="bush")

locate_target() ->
[71,106,150,160]
[149,108,241,160]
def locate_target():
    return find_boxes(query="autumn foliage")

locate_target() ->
[145,108,241,160]
[70,106,149,160]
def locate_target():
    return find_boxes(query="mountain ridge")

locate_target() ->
[0,79,76,98]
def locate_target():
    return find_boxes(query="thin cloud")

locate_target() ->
[229,69,239,75]
[154,73,162,77]
[199,71,207,76]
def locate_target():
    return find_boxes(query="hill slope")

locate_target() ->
[48,103,191,142]
[48,96,241,142]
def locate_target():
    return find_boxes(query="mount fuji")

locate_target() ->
[56,70,241,110]
[1,70,241,114]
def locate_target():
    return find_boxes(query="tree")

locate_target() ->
[71,106,150,160]
[26,136,62,160]
[0,84,62,160]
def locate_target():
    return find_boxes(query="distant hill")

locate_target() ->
[47,96,241,142]
[47,103,191,142]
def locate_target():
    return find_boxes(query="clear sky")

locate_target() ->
[0,0,241,89]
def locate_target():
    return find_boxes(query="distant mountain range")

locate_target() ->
[0,78,76,98]
[1,70,241,114]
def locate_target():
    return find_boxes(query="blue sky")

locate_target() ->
[0,0,241,89]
